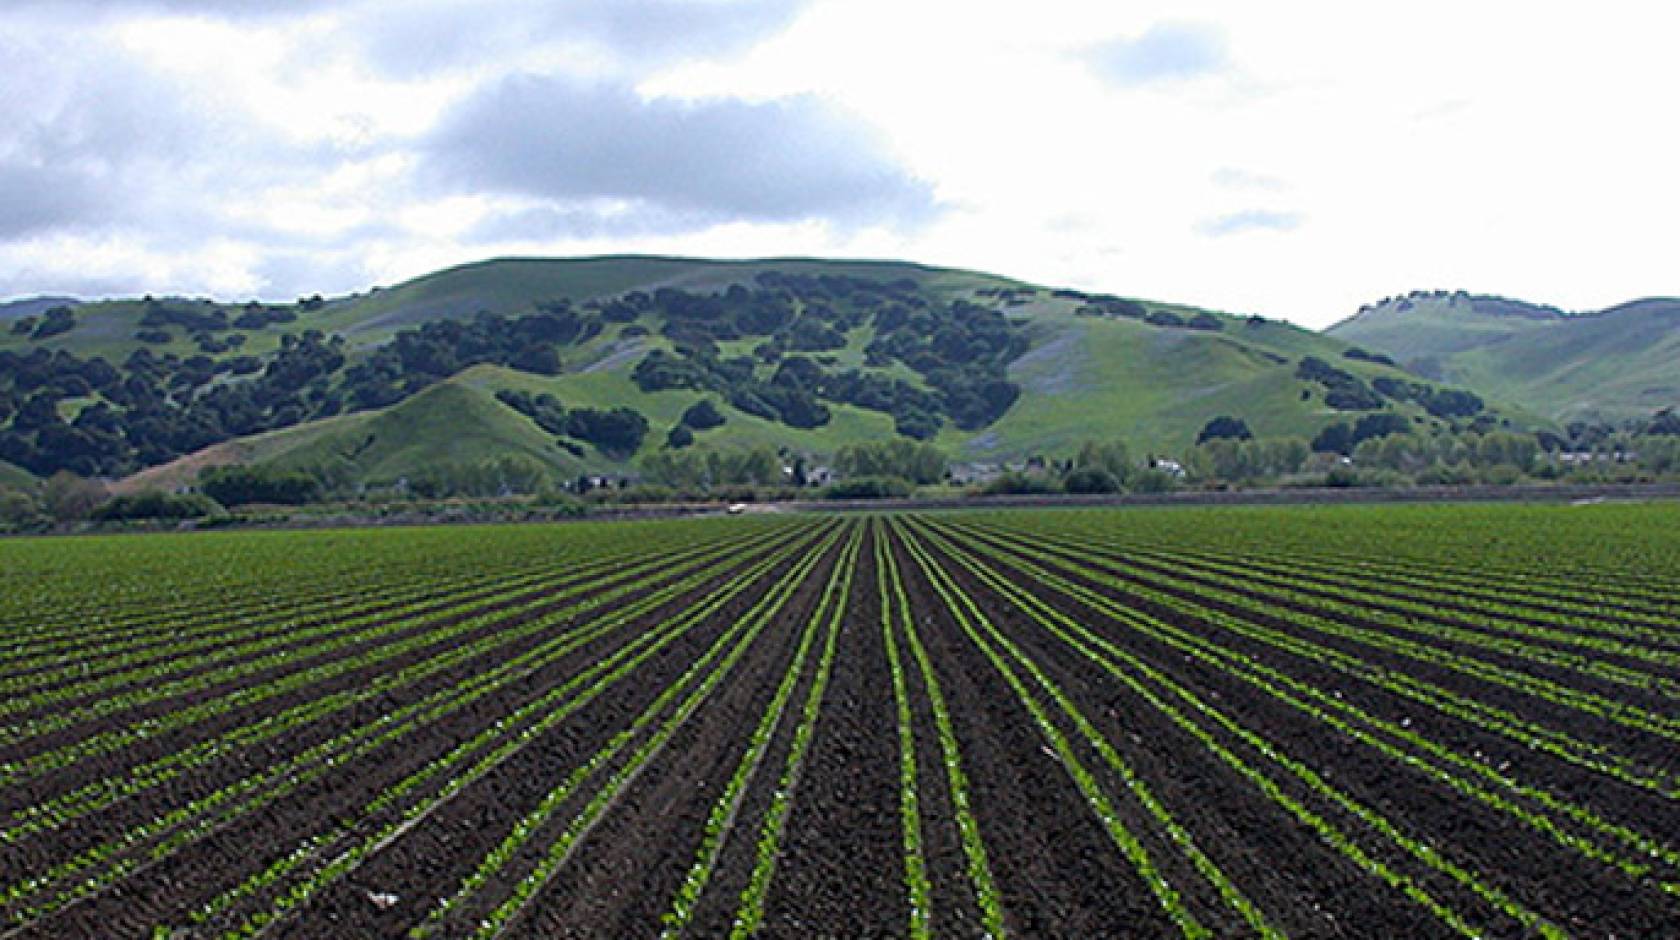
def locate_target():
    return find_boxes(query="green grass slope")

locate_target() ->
[261,378,582,484]
[6,255,1547,490]
[312,255,1022,343]
[1,256,1020,366]
[964,303,1510,458]
[1329,292,1680,423]
[134,309,1480,486]
[455,363,902,458]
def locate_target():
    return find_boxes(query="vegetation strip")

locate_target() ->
[727,526,863,938]
[913,518,1567,938]
[168,521,833,939]
[0,523,812,931]
[949,517,1680,800]
[971,519,1680,744]
[899,520,1274,939]
[0,522,786,852]
[874,521,932,940]
[931,517,1680,892]
[657,523,861,937]
[0,539,696,733]
[412,523,848,939]
[878,517,1006,938]
[0,522,738,704]
[1093,541,1680,688]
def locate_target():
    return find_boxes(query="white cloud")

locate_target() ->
[1196,210,1303,238]
[1088,22,1229,85]
[0,0,1675,328]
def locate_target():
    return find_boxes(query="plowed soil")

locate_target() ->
[5,510,1678,939]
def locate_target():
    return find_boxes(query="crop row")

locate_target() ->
[2,504,1675,937]
[1,521,820,932]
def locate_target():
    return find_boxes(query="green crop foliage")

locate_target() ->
[2,501,1675,938]
[660,525,862,937]
[932,516,1680,890]
[873,520,932,940]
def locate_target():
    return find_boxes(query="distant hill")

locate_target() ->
[2,257,1534,491]
[1329,290,1680,424]
[0,297,81,323]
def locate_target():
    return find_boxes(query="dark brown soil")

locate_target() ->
[6,513,1678,940]
[754,531,907,939]
[933,518,1680,936]
[3,527,817,938]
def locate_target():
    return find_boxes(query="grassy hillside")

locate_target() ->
[116,361,913,492]
[313,255,1019,342]
[1330,292,1680,424]
[0,256,1019,369]
[136,289,1516,489]
[263,379,578,481]
[0,297,80,324]
[970,301,1451,457]
[1,256,1543,490]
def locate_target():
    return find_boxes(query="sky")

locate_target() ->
[1,0,1675,328]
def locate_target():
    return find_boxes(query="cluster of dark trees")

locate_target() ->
[198,464,322,506]
[10,306,77,340]
[494,389,648,459]
[1196,415,1253,444]
[1296,355,1485,419]
[128,298,295,353]
[666,398,727,448]
[0,333,347,477]
[0,299,606,478]
[1369,377,1483,419]
[629,274,1026,440]
[1071,293,1223,331]
[1296,356,1386,410]
[1342,347,1397,367]
[342,307,590,410]
[1310,413,1414,454]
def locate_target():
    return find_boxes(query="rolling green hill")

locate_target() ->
[1329,291,1680,425]
[2,257,1542,491]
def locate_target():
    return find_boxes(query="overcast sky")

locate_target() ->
[2,0,1675,327]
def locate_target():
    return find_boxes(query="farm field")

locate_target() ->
[2,503,1679,938]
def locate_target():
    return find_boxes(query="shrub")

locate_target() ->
[598,483,678,505]
[0,487,46,530]
[1324,465,1362,488]
[1479,463,1526,486]
[980,472,1060,496]
[93,490,223,521]
[199,464,322,506]
[1130,468,1179,493]
[1414,462,1477,485]
[823,476,913,500]
[1196,416,1253,444]
[532,487,587,515]
[680,398,726,430]
[1063,467,1121,494]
